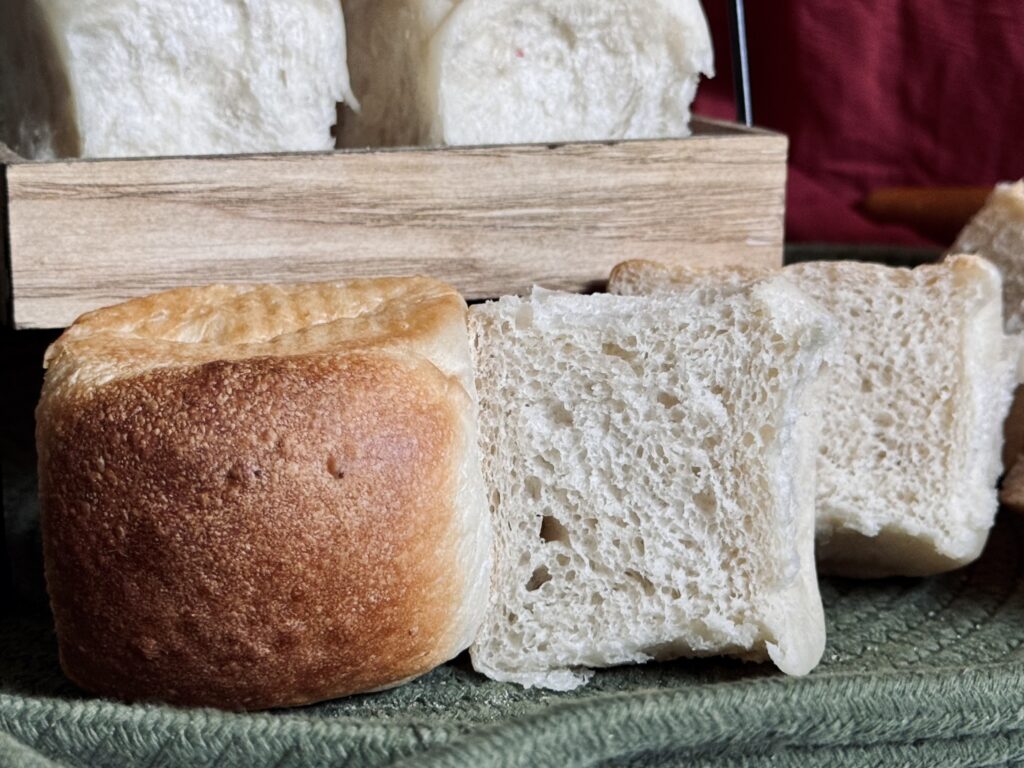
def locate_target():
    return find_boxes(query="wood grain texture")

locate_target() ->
[1,152,12,327]
[3,121,787,329]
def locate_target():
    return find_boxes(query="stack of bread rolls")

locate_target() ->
[2,0,713,159]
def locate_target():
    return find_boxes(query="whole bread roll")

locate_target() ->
[36,279,491,710]
[953,181,1024,333]
[610,257,1017,578]
[950,180,1024,511]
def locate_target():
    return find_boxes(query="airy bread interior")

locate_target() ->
[611,257,1017,577]
[469,284,835,690]
[789,257,1015,575]
[1,0,355,158]
[340,0,713,148]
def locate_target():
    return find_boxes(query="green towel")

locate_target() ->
[5,247,1023,767]
[3,518,1024,767]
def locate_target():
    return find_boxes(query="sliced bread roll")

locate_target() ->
[954,181,1024,332]
[469,283,837,690]
[952,181,1024,511]
[610,256,1018,577]
[36,279,490,709]
[1,0,355,159]
[339,0,714,148]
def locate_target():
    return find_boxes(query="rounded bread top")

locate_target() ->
[43,277,472,392]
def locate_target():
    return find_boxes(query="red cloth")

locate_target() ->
[693,1,1024,245]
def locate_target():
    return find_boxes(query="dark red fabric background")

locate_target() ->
[693,1,1024,245]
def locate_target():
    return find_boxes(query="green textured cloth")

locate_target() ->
[4,247,1024,767]
[3,520,1024,767]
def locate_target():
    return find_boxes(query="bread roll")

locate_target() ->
[36,279,491,710]
[611,257,1018,577]
[0,0,356,159]
[339,0,714,148]
[954,181,1024,333]
[951,181,1024,511]
[468,284,836,690]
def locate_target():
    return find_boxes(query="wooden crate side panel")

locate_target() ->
[1,164,12,327]
[7,134,787,328]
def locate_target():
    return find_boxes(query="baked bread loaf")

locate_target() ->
[610,256,1017,577]
[339,0,714,148]
[0,0,355,159]
[954,181,1024,332]
[952,181,1024,511]
[468,284,836,690]
[36,279,491,710]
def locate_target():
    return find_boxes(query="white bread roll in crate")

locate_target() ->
[0,0,356,159]
[340,0,714,147]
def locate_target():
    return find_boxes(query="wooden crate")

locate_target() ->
[0,119,787,330]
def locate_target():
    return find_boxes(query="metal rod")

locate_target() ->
[727,0,753,126]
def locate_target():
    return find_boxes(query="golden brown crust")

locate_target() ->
[39,351,463,709]
[36,279,487,710]
[606,260,667,293]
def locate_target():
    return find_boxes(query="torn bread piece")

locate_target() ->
[611,256,1017,577]
[339,0,713,148]
[469,283,836,690]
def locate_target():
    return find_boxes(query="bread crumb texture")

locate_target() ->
[469,286,835,689]
[610,256,1018,577]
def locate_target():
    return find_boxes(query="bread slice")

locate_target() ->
[339,0,714,148]
[468,283,837,690]
[952,181,1024,511]
[611,256,1017,577]
[1,0,355,159]
[36,279,490,709]
[954,181,1024,332]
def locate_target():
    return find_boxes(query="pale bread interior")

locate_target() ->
[610,256,1017,577]
[469,284,835,690]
